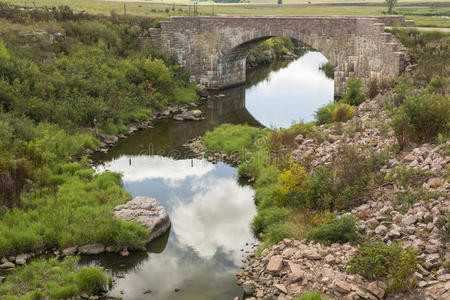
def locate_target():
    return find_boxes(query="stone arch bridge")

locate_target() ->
[148,15,406,96]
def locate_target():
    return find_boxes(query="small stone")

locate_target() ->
[266,255,283,272]
[374,225,388,235]
[62,246,78,256]
[403,153,416,162]
[120,249,130,256]
[303,249,322,260]
[367,218,379,228]
[0,276,5,283]
[281,247,294,259]
[324,254,335,264]
[0,262,14,269]
[403,215,417,226]
[78,244,105,255]
[288,262,304,282]
[274,283,288,294]
[15,254,27,265]
[105,245,121,253]
[334,279,351,294]
[427,178,442,188]
[243,281,256,295]
[367,281,385,299]
[387,229,401,239]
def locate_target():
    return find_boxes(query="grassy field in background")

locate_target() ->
[2,0,449,27]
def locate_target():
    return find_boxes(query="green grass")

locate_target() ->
[348,242,419,293]
[3,1,449,27]
[0,256,110,299]
[0,167,148,256]
[202,123,267,155]
[296,292,330,300]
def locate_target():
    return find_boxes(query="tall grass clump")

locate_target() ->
[342,77,366,106]
[392,92,449,147]
[389,29,449,87]
[314,101,354,124]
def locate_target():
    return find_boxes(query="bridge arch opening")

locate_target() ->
[216,35,341,95]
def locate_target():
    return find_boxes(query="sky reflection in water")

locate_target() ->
[94,157,256,300]
[246,51,333,128]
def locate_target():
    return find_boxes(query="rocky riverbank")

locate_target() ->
[185,91,450,299]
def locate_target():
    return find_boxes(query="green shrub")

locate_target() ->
[342,77,366,106]
[398,92,449,143]
[319,62,334,79]
[427,75,446,93]
[348,242,418,292]
[332,102,355,122]
[251,206,290,234]
[307,215,358,245]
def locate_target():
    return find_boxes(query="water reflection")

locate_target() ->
[92,158,256,299]
[88,52,335,299]
[246,51,333,128]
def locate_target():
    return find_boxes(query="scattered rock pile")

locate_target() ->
[240,93,449,299]
[292,98,396,167]
[238,238,387,300]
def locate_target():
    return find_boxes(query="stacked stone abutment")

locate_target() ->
[149,15,405,96]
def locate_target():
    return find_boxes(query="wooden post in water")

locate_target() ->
[123,3,126,15]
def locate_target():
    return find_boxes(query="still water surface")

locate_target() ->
[85,51,333,299]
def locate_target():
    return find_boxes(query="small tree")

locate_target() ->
[385,0,398,14]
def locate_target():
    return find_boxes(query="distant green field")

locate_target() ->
[3,0,450,27]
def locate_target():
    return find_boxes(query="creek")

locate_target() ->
[84,51,332,300]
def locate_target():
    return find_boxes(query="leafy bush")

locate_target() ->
[348,242,418,292]
[307,215,358,245]
[319,62,334,79]
[332,102,355,123]
[278,162,309,204]
[391,92,449,146]
[342,77,366,106]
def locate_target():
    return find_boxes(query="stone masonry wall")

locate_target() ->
[148,16,405,96]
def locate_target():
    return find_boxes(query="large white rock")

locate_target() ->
[114,196,171,242]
